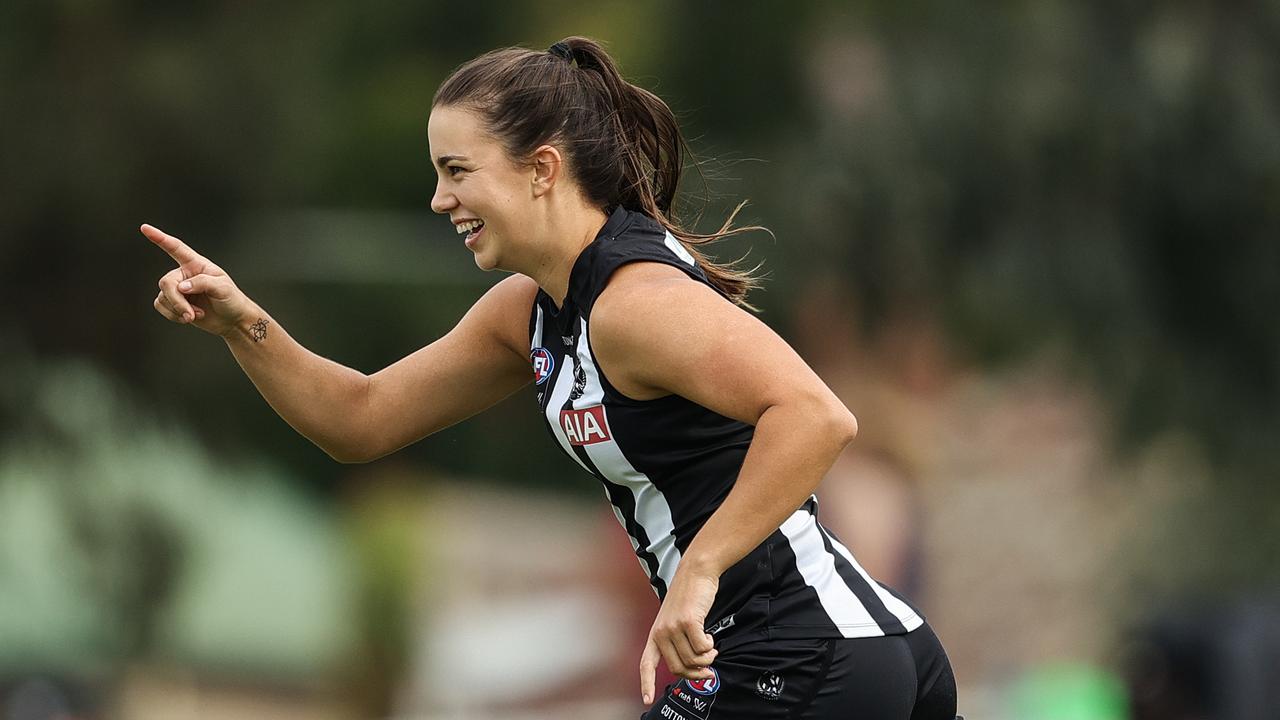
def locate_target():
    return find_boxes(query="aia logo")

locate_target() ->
[559,405,611,446]
[686,667,720,695]
[530,347,554,385]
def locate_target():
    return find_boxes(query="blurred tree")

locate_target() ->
[0,3,1275,587]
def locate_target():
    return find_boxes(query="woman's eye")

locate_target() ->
[447,166,465,176]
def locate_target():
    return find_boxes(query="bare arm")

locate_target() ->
[589,262,858,702]
[222,276,534,462]
[144,224,536,463]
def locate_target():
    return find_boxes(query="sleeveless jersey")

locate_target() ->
[527,206,923,650]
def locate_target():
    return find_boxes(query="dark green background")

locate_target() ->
[2,0,1277,562]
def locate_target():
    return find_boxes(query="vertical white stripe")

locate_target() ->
[821,526,923,631]
[543,353,591,474]
[779,510,883,637]
[576,318,682,592]
[531,306,544,349]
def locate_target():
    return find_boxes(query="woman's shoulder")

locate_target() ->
[600,259,691,295]
[591,260,726,339]
[464,273,540,352]
[587,258,757,402]
[476,272,540,311]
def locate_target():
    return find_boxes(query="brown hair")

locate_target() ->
[433,36,765,308]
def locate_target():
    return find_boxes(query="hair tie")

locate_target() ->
[548,41,573,62]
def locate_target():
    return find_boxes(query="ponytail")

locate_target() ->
[435,37,765,308]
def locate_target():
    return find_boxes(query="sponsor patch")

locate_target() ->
[559,405,611,445]
[654,700,695,720]
[660,668,718,720]
[530,347,554,385]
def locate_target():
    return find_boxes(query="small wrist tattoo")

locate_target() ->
[249,317,270,342]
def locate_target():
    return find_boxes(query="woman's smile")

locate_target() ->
[455,218,486,249]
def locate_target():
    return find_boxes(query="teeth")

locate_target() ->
[455,220,484,235]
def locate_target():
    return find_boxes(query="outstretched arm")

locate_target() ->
[143,224,536,462]
[590,262,858,704]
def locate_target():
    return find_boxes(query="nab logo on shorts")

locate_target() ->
[530,347,554,385]
[560,405,611,446]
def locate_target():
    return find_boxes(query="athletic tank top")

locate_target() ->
[528,206,923,649]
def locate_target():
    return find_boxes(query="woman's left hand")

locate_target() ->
[639,566,720,704]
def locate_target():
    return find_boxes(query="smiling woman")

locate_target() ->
[429,39,763,305]
[143,35,957,720]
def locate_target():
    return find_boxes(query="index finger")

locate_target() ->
[141,224,203,265]
[639,638,660,705]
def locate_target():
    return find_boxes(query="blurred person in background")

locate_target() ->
[143,36,956,719]
[820,448,925,601]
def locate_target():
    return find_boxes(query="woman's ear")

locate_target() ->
[531,144,563,198]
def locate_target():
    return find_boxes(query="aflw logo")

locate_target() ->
[560,405,612,446]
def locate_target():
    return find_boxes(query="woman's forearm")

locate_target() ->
[679,401,858,578]
[223,305,373,462]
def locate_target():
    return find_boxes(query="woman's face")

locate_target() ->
[428,105,532,271]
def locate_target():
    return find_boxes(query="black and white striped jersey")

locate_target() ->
[527,206,923,649]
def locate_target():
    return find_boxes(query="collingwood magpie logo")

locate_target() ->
[567,359,587,401]
[755,671,784,701]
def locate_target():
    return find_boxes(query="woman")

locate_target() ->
[144,37,957,720]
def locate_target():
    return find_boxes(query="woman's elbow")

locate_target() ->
[331,450,370,464]
[826,405,859,446]
[774,395,858,446]
[324,445,368,464]
[321,434,379,464]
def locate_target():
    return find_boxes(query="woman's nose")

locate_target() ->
[430,183,456,214]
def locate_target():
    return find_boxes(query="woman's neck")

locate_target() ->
[522,205,609,309]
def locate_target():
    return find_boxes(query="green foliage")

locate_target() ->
[0,346,357,679]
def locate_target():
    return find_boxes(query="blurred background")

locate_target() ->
[2,1,1278,718]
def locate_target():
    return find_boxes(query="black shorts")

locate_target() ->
[642,623,956,720]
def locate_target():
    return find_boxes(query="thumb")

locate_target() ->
[639,637,661,705]
[178,273,234,301]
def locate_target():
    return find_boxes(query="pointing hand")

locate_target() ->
[142,223,252,338]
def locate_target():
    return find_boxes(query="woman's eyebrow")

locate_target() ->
[436,154,469,169]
